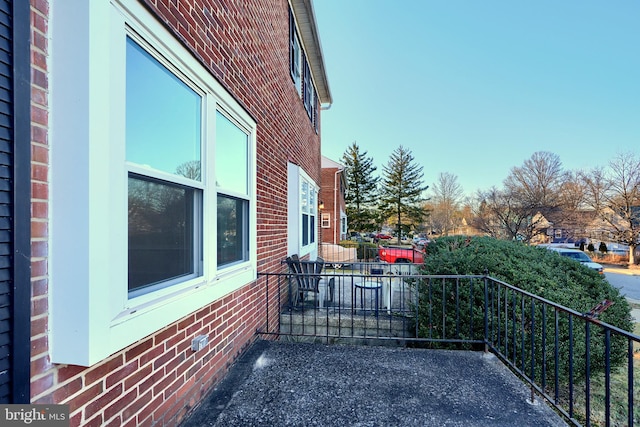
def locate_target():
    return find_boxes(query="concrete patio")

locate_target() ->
[180,340,568,426]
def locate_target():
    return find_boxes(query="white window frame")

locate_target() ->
[321,213,330,228]
[287,163,319,257]
[300,175,317,248]
[50,0,257,366]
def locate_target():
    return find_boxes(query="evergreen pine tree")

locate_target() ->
[342,142,380,232]
[379,145,429,239]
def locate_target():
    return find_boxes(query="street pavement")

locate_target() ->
[603,265,640,323]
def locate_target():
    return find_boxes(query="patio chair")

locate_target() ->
[286,255,333,308]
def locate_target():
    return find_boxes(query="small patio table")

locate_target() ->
[353,279,382,316]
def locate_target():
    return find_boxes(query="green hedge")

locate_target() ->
[414,236,633,383]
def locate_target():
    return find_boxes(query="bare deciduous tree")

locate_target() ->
[176,160,201,181]
[583,153,640,265]
[474,151,566,243]
[472,186,544,242]
[430,172,463,236]
[504,151,565,214]
[553,170,591,241]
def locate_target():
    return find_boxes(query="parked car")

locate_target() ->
[546,247,604,274]
[320,243,357,269]
[374,233,392,240]
[378,245,425,264]
[348,232,363,242]
[413,237,430,247]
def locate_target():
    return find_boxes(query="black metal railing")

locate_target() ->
[484,276,639,427]
[257,262,640,427]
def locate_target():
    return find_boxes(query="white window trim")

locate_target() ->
[287,163,318,258]
[50,0,257,366]
[300,174,318,250]
[321,213,330,228]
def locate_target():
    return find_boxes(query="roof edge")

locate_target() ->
[290,0,332,105]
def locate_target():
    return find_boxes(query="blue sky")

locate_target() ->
[313,1,640,197]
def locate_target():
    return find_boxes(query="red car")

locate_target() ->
[374,233,392,240]
[378,245,425,264]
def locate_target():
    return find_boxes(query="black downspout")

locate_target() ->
[12,0,32,404]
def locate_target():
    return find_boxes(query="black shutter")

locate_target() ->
[0,0,31,404]
[313,87,318,133]
[302,53,311,117]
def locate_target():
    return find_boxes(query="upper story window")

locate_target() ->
[50,0,257,366]
[289,7,318,130]
[289,9,302,97]
[302,56,312,113]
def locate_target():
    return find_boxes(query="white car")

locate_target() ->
[320,243,357,269]
[546,247,604,274]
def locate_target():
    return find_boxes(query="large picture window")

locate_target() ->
[126,36,204,297]
[50,0,257,366]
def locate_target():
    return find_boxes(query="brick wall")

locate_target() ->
[320,167,346,244]
[30,0,322,425]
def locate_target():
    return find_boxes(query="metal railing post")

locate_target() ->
[483,271,489,354]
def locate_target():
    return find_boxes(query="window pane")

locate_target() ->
[310,215,315,244]
[128,175,199,294]
[309,189,316,215]
[301,181,308,213]
[302,213,309,246]
[216,112,248,194]
[218,195,248,266]
[126,37,202,180]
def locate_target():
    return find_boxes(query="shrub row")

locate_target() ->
[413,236,633,384]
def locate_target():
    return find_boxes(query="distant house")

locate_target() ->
[531,209,598,245]
[8,1,331,425]
[320,156,348,244]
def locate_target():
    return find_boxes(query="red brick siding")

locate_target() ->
[320,167,346,243]
[30,0,322,425]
